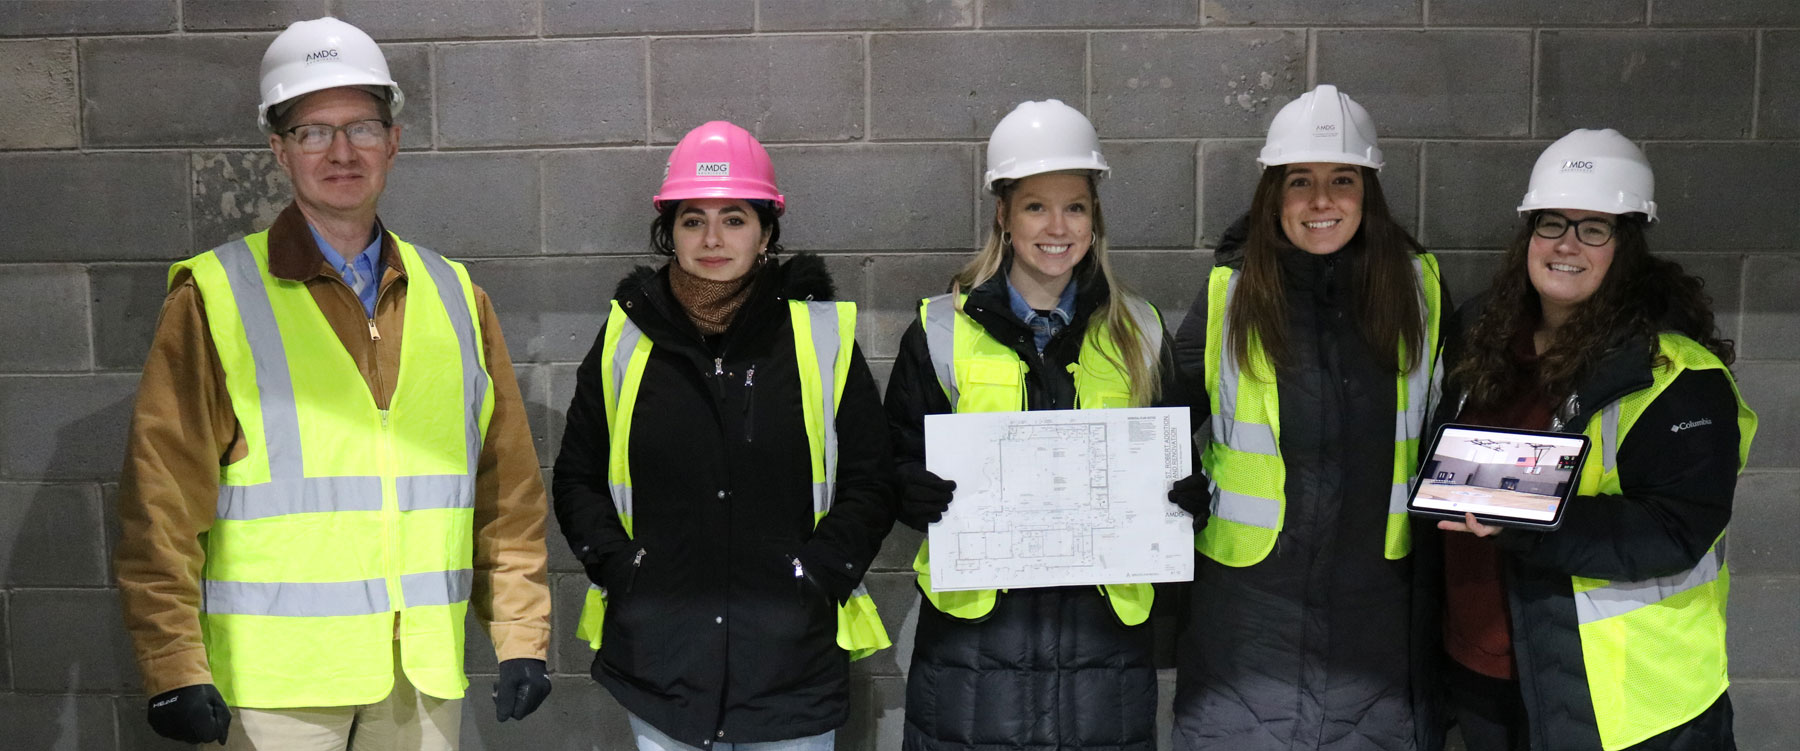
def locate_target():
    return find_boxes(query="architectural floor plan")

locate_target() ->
[924,407,1194,591]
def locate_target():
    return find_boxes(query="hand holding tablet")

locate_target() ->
[1408,424,1592,532]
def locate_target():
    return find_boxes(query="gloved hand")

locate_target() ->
[493,658,552,722]
[1168,473,1210,532]
[147,683,231,745]
[897,464,956,532]
[793,547,855,604]
[575,544,640,594]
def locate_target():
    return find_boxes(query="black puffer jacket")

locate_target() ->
[1417,294,1745,751]
[1171,220,1447,751]
[884,261,1193,751]
[552,254,896,747]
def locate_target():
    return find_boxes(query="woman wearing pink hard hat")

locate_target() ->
[551,121,898,751]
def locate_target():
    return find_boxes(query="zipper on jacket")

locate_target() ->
[792,555,808,606]
[626,548,645,594]
[742,364,757,443]
[367,318,381,341]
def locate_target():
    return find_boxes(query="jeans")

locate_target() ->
[629,714,835,751]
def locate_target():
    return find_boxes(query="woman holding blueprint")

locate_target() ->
[1168,85,1449,751]
[882,99,1194,751]
[1426,129,1756,751]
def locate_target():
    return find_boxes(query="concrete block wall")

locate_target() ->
[1,1,1794,748]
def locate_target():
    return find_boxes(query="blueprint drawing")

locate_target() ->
[924,406,1194,591]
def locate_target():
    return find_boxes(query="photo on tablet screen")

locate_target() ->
[1414,427,1588,522]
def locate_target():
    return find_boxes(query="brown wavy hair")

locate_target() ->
[1228,165,1425,378]
[1450,213,1734,412]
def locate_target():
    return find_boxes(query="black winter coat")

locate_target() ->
[1171,221,1448,751]
[1416,294,1744,751]
[884,263,1194,751]
[552,254,896,747]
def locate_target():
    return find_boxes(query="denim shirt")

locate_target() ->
[308,223,383,318]
[1006,277,1077,355]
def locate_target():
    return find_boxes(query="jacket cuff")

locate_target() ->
[140,646,214,697]
[489,619,552,663]
[796,541,861,603]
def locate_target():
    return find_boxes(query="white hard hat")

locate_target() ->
[1258,84,1384,170]
[257,17,405,133]
[984,99,1109,193]
[1517,128,1657,222]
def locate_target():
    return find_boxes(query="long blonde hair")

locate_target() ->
[949,173,1162,405]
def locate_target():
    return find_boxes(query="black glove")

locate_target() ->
[897,464,956,532]
[147,683,231,745]
[494,658,551,722]
[1168,473,1210,532]
[793,546,856,604]
[575,544,639,594]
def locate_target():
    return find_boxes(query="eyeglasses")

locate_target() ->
[281,119,392,154]
[1532,211,1615,247]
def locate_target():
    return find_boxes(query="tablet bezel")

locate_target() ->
[1408,423,1592,532]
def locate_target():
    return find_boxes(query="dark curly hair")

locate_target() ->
[649,199,783,256]
[1451,213,1734,412]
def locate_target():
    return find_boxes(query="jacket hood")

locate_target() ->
[613,252,837,302]
[1214,212,1251,269]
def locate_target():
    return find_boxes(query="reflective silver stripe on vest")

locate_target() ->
[1601,401,1621,474]
[1393,256,1436,516]
[215,240,304,480]
[401,568,474,607]
[805,302,843,516]
[608,315,645,523]
[415,245,491,477]
[1575,545,1723,625]
[205,578,388,617]
[1208,273,1283,529]
[397,474,475,512]
[217,477,384,520]
[922,295,960,408]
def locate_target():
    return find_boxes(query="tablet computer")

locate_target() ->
[1408,423,1592,531]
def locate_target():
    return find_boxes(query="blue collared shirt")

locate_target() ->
[1006,278,1077,355]
[308,223,383,318]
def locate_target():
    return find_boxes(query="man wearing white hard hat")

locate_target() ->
[1427,128,1753,751]
[114,17,552,749]
[1170,84,1448,751]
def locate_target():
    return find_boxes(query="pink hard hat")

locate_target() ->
[654,121,785,215]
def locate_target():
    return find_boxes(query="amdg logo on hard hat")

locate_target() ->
[695,162,731,177]
[304,48,339,64]
[1560,160,1595,172]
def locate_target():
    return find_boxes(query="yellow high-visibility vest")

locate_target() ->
[174,230,493,707]
[1571,333,1754,750]
[1197,254,1443,565]
[573,299,891,660]
[910,292,1162,626]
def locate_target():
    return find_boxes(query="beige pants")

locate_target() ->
[224,643,461,751]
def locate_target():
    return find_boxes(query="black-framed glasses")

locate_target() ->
[281,119,392,154]
[1531,211,1615,247]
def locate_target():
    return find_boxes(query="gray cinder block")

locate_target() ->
[438,40,646,148]
[0,375,140,481]
[181,0,327,31]
[1761,32,1800,140]
[1428,0,1641,25]
[0,483,105,586]
[984,0,1198,28]
[1734,362,1800,469]
[858,253,972,359]
[0,693,118,749]
[1096,141,1197,249]
[653,35,864,143]
[1648,144,1800,251]
[1732,473,1800,577]
[90,264,171,372]
[1742,256,1800,361]
[1729,680,1800,751]
[0,39,77,149]
[465,256,643,362]
[189,151,291,251]
[1650,0,1800,25]
[1727,576,1800,679]
[871,32,1083,141]
[545,0,753,36]
[543,148,670,256]
[1420,141,1544,250]
[770,144,976,252]
[0,265,89,372]
[0,0,175,36]
[10,588,140,691]
[1205,0,1417,25]
[380,152,543,257]
[81,35,269,148]
[1092,30,1307,139]
[1317,30,1532,138]
[335,0,537,40]
[762,0,972,31]
[1538,31,1755,140]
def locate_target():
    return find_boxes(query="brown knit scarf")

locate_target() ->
[667,258,761,335]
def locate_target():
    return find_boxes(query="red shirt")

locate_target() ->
[1442,334,1555,680]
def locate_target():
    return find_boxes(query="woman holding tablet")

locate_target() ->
[1170,84,1447,751]
[883,99,1186,751]
[1431,128,1756,750]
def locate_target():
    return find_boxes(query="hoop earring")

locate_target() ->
[1001,231,1012,248]
[1090,231,1098,247]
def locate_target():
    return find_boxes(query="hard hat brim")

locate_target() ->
[984,156,1110,193]
[258,69,405,133]
[1256,150,1384,171]
[653,186,786,216]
